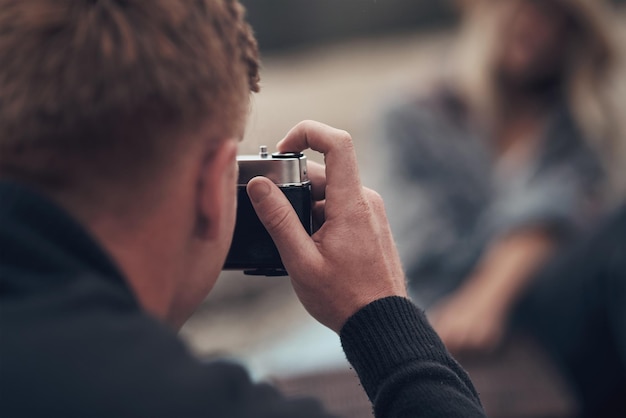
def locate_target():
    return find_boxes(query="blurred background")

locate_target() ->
[180,1,626,417]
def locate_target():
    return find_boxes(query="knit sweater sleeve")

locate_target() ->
[340,296,485,418]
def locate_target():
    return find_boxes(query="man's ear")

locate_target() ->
[196,139,238,241]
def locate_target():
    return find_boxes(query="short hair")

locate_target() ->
[0,0,260,192]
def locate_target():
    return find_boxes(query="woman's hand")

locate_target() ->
[431,228,556,354]
[429,283,508,354]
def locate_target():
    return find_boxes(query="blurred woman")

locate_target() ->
[380,0,625,353]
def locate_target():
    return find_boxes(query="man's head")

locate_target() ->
[0,0,260,325]
[0,0,259,191]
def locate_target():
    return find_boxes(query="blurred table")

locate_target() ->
[273,335,577,418]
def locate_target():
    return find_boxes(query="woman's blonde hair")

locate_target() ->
[452,0,626,198]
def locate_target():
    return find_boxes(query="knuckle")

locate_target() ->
[350,197,377,229]
[263,205,293,235]
[354,195,370,214]
[364,188,382,202]
[364,188,385,211]
[336,130,354,148]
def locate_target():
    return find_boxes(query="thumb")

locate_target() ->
[247,176,317,267]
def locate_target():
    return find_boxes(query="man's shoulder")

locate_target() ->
[0,273,250,417]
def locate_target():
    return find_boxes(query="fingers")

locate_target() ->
[262,121,408,332]
[278,121,362,204]
[307,161,326,201]
[445,328,501,355]
[312,201,326,232]
[247,176,320,269]
[431,307,504,355]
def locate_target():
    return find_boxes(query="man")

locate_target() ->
[0,1,484,417]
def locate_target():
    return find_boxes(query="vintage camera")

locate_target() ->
[224,146,313,276]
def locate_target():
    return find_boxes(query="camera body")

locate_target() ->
[224,146,312,276]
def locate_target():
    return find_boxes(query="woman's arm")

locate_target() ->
[430,227,556,354]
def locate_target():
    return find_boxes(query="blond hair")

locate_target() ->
[452,0,626,199]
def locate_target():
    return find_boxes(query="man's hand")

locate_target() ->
[247,121,407,333]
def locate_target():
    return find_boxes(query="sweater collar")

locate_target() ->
[0,180,129,291]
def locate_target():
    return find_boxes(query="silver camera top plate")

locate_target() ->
[237,146,309,187]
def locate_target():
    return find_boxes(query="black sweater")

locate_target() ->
[0,181,485,417]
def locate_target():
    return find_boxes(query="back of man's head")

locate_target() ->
[0,0,259,200]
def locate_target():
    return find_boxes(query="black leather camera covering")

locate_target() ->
[224,183,312,275]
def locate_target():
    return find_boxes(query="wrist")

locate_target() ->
[328,286,408,333]
[340,296,447,400]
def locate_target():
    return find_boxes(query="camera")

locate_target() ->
[223,146,313,276]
